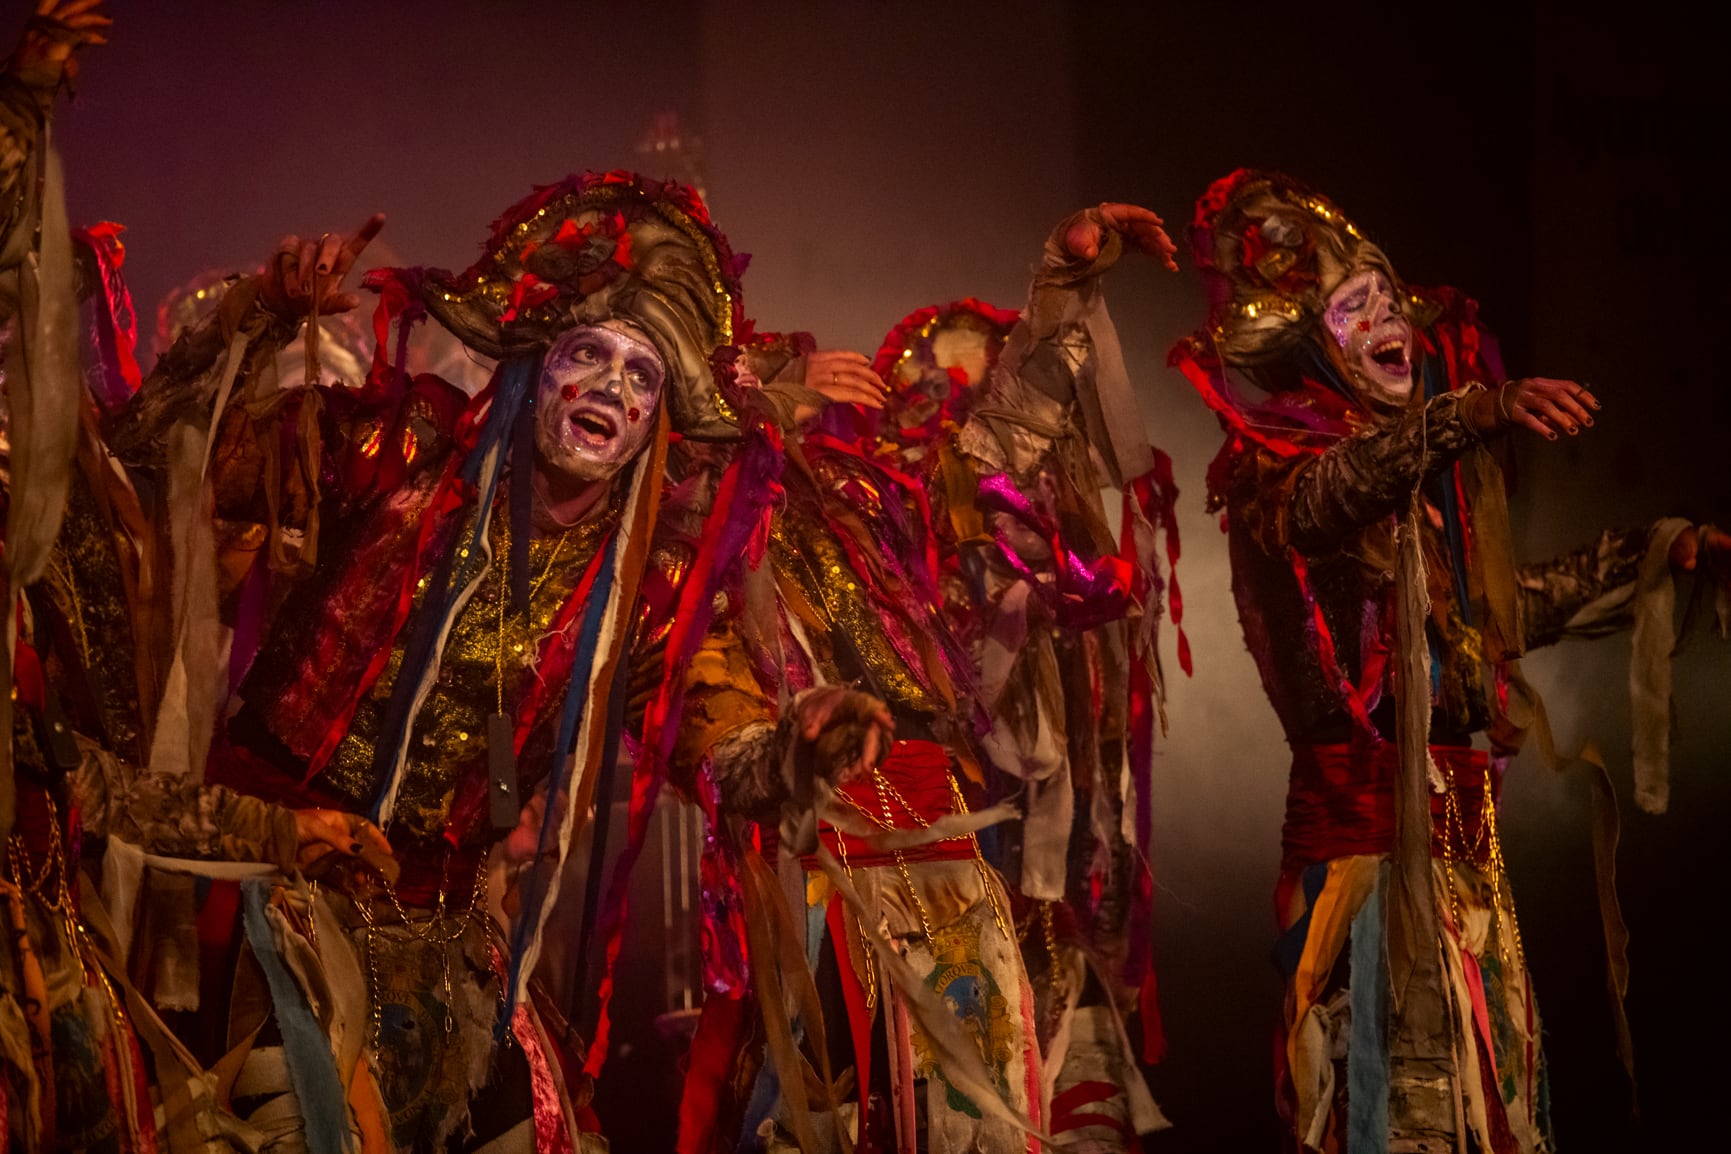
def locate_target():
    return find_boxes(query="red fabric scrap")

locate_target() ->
[1281,742,1498,874]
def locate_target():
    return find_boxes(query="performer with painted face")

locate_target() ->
[98,169,892,1153]
[811,292,1180,1152]
[665,204,1179,1153]
[1171,169,1730,1153]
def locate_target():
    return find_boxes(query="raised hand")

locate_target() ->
[259,213,386,322]
[793,686,895,784]
[1467,378,1600,441]
[1062,202,1180,272]
[8,0,110,87]
[805,349,887,411]
[792,347,886,429]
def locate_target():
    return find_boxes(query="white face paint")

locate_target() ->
[1322,268,1414,407]
[533,321,665,483]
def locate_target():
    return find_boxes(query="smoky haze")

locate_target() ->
[37,2,1728,1149]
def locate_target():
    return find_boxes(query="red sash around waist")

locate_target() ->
[1281,741,1500,874]
[800,738,977,870]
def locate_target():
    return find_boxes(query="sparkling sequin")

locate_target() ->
[323,500,605,839]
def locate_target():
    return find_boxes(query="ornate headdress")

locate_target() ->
[1189,168,1401,370]
[419,170,747,439]
[866,297,1021,451]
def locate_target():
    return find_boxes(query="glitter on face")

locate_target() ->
[1323,268,1414,407]
[534,323,666,482]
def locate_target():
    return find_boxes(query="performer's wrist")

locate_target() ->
[1459,382,1506,438]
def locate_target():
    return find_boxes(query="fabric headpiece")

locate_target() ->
[421,170,747,439]
[867,297,1021,450]
[1190,169,1401,369]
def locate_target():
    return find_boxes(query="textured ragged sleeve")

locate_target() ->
[1273,391,1482,557]
[1516,518,1701,813]
[960,218,1127,485]
[1518,524,1664,649]
[73,736,299,870]
[103,278,297,468]
[0,68,54,268]
[673,613,780,820]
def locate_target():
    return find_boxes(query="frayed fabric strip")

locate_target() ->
[1629,517,1693,814]
[240,878,355,1154]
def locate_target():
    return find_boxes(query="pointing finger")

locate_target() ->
[339,213,387,268]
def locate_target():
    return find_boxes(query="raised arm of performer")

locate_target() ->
[105,213,385,464]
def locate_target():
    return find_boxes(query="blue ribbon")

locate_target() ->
[498,529,620,1035]
[240,879,351,1154]
[1347,864,1391,1153]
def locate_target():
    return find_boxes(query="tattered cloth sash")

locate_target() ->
[1,138,80,844]
[783,739,1043,1153]
[1281,743,1498,875]
[799,740,989,870]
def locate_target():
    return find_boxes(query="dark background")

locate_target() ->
[24,1,1726,1148]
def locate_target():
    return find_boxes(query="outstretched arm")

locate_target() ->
[1279,391,1485,555]
[674,609,893,822]
[1521,521,1731,648]
[1275,377,1601,557]
[74,735,395,878]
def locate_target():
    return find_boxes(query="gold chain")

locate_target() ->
[831,766,1010,946]
[1482,769,1522,967]
[832,780,935,941]
[945,772,1010,942]
[832,832,878,1011]
[1438,762,1521,970]
[495,526,575,714]
[6,794,85,977]
[1441,763,1463,936]
[2,792,138,1068]
[870,774,937,941]
[353,861,488,1036]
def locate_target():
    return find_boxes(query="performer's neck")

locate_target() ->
[529,467,612,535]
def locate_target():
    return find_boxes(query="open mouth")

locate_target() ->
[1369,337,1409,374]
[569,407,619,446]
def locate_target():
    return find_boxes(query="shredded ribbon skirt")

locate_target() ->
[1275,744,1552,1153]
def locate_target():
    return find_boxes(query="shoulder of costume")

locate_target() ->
[1409,282,1505,388]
